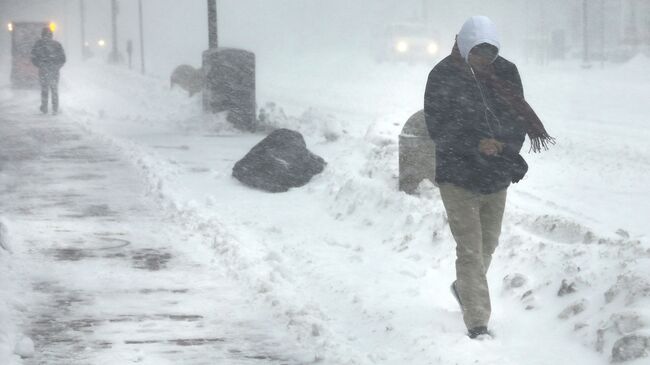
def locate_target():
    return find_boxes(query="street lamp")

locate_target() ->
[138,0,146,74]
[109,0,121,64]
[80,0,88,59]
[582,0,592,68]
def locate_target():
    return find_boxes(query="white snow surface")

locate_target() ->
[1,54,650,364]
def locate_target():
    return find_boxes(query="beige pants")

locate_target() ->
[439,183,507,329]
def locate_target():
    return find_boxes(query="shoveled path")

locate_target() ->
[0,97,312,364]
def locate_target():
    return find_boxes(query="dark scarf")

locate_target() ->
[452,43,556,153]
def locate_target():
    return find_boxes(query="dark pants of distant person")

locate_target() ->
[39,69,60,113]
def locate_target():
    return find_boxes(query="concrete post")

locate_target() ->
[399,110,436,194]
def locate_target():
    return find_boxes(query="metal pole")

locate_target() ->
[582,0,590,66]
[138,0,145,74]
[540,1,546,65]
[127,40,133,69]
[600,0,605,68]
[63,0,70,53]
[208,0,218,49]
[524,0,530,64]
[80,0,87,60]
[110,0,119,63]
[421,0,429,26]
[627,0,639,50]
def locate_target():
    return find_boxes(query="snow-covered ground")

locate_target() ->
[0,89,325,364]
[1,53,650,364]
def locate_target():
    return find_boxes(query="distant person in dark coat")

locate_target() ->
[31,27,66,114]
[424,16,555,339]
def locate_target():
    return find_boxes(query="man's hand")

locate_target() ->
[479,138,505,156]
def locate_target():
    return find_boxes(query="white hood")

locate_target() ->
[457,16,501,63]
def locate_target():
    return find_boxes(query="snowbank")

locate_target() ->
[0,218,31,365]
[619,54,650,73]
[258,102,348,142]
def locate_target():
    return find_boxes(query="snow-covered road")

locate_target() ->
[0,97,317,364]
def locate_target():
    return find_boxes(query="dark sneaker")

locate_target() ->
[450,281,463,312]
[468,326,493,340]
[40,105,48,114]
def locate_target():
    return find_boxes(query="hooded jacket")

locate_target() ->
[424,16,527,194]
[456,16,500,63]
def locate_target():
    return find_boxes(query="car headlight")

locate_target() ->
[427,42,439,55]
[396,41,409,53]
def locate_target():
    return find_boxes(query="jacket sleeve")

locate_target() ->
[424,67,479,156]
[55,43,66,68]
[510,65,524,98]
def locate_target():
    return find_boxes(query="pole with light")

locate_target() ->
[138,0,145,74]
[582,0,591,68]
[109,0,120,64]
[80,0,88,59]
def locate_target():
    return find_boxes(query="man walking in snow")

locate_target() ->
[31,27,66,115]
[424,16,554,339]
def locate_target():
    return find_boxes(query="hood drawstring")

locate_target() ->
[470,66,500,138]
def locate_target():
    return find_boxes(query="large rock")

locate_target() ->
[232,129,326,193]
[399,110,436,194]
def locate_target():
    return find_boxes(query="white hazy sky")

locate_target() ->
[1,0,578,77]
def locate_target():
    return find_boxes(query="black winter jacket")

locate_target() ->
[424,46,527,194]
[31,38,66,72]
